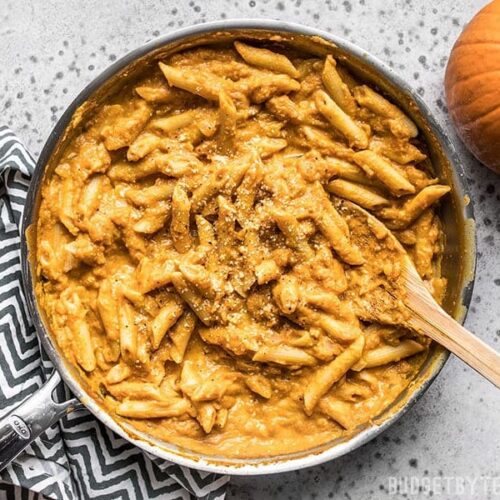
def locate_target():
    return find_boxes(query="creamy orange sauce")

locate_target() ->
[36,41,448,458]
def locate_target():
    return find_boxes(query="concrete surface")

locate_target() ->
[1,0,499,498]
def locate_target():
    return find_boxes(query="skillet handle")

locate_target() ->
[0,371,82,471]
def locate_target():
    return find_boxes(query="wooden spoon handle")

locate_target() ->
[408,300,500,389]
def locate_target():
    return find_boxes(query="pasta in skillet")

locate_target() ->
[36,40,450,458]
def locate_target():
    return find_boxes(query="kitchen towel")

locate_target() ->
[0,126,229,500]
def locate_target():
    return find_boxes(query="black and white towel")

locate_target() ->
[0,126,229,500]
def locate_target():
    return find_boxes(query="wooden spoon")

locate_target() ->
[336,199,500,388]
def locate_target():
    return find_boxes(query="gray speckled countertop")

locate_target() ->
[1,1,499,499]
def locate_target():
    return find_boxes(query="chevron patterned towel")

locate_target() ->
[0,126,229,500]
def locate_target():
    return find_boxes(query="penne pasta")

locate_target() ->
[216,196,236,264]
[158,62,224,101]
[197,110,219,138]
[369,136,426,165]
[234,41,300,78]
[197,403,217,433]
[58,176,79,235]
[78,175,108,219]
[412,210,439,279]
[136,257,176,293]
[169,311,197,363]
[171,272,214,326]
[297,305,362,343]
[266,95,302,124]
[255,259,281,285]
[333,380,372,402]
[272,209,315,260]
[235,161,262,217]
[379,184,450,229]
[195,215,216,247]
[191,172,225,213]
[353,150,416,196]
[300,125,355,159]
[71,317,97,373]
[247,137,288,158]
[310,183,365,265]
[180,362,236,402]
[105,363,131,385]
[273,275,300,314]
[319,398,355,429]
[253,345,317,367]
[179,263,217,298]
[106,382,162,400]
[300,290,342,315]
[245,374,273,399]
[215,408,229,430]
[314,90,369,149]
[107,160,156,182]
[353,85,418,138]
[223,156,251,196]
[116,399,191,419]
[100,100,152,151]
[61,290,96,372]
[324,157,377,185]
[133,203,170,234]
[327,178,390,210]
[119,299,139,361]
[97,278,120,340]
[170,182,193,253]
[127,132,162,161]
[135,84,172,103]
[352,339,425,370]
[151,300,184,350]
[125,180,174,206]
[304,335,365,415]
[218,88,238,140]
[248,74,301,103]
[149,110,198,133]
[109,151,201,182]
[322,55,357,115]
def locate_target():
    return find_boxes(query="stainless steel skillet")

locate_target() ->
[0,19,476,475]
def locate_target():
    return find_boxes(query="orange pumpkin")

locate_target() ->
[444,0,500,173]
